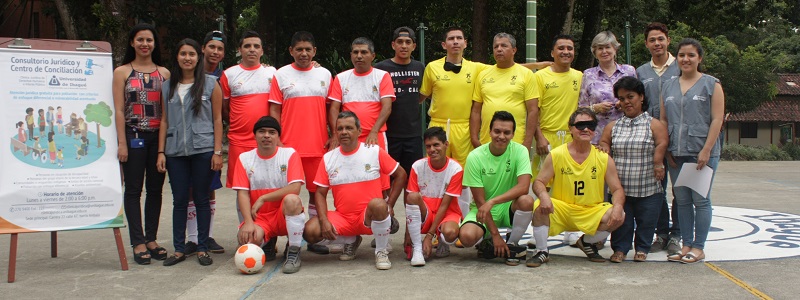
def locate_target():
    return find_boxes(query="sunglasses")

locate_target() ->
[571,121,598,131]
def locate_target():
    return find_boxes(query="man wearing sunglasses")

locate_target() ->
[528,107,626,266]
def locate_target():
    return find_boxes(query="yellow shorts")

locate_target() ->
[532,130,572,182]
[429,119,472,167]
[534,198,612,236]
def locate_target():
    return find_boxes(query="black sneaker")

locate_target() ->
[576,235,606,262]
[505,243,527,266]
[307,243,330,255]
[184,241,198,255]
[476,239,496,259]
[207,237,225,254]
[262,237,278,261]
[526,251,549,267]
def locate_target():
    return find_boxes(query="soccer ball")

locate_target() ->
[235,244,266,274]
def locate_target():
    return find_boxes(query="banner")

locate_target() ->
[0,48,123,233]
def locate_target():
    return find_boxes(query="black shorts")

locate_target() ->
[387,136,423,174]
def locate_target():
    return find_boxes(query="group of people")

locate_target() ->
[114,21,724,274]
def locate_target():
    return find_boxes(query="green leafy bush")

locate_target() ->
[782,143,800,160]
[721,143,794,161]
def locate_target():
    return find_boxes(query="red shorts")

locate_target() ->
[421,196,462,233]
[301,156,323,193]
[326,210,372,236]
[241,200,287,240]
[226,144,255,188]
[357,132,390,190]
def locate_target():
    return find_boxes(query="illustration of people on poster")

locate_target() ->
[0,48,123,233]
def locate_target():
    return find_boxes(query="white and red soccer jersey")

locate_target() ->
[327,68,395,137]
[231,147,304,215]
[314,143,399,216]
[220,64,277,148]
[406,157,463,201]
[269,63,332,158]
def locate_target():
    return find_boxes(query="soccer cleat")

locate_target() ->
[651,235,667,252]
[435,242,450,258]
[207,237,225,254]
[339,236,363,261]
[262,237,278,261]
[505,243,527,266]
[410,248,425,267]
[576,235,606,262]
[375,249,392,270]
[526,251,550,267]
[281,246,302,274]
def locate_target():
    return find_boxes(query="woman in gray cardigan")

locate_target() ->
[156,38,223,266]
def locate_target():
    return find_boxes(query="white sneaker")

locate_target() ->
[410,248,425,266]
[435,242,450,258]
[375,249,392,270]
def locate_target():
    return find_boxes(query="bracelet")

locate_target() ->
[590,104,596,113]
[654,164,665,169]
[158,151,165,154]
[426,232,436,238]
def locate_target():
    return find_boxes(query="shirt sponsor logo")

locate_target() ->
[693,95,707,101]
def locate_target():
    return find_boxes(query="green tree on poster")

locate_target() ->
[84,102,113,148]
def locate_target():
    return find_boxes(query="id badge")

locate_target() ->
[130,138,144,149]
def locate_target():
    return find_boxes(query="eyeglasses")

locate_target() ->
[570,121,598,131]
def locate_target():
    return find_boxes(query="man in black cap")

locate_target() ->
[231,116,307,274]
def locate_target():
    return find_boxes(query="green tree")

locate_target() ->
[84,102,114,148]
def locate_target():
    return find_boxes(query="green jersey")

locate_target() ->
[463,141,531,201]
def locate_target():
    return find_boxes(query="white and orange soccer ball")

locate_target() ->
[235,243,266,274]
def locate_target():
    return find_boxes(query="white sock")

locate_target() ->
[458,189,471,219]
[308,203,318,218]
[508,210,533,244]
[440,232,455,245]
[186,201,198,243]
[285,213,306,247]
[533,226,549,252]
[583,231,610,244]
[371,216,391,253]
[405,205,422,250]
[208,199,216,238]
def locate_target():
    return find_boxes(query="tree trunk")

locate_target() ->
[53,0,78,40]
[96,123,102,148]
[562,0,576,34]
[576,0,605,70]
[472,0,489,63]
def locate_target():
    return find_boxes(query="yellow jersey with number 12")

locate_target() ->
[549,144,607,206]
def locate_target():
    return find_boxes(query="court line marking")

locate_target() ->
[705,262,773,300]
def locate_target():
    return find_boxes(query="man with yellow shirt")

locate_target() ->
[532,34,583,181]
[470,33,538,149]
[528,108,625,267]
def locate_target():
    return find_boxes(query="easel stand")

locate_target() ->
[6,229,129,282]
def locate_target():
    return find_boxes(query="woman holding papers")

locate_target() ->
[598,76,667,263]
[659,38,725,264]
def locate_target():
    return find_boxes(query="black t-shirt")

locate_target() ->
[374,59,425,138]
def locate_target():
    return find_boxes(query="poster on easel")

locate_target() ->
[0,47,123,234]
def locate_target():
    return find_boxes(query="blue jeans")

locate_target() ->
[668,155,719,250]
[611,193,663,254]
[655,161,680,239]
[166,151,214,253]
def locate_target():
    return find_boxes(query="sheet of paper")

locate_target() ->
[674,162,714,197]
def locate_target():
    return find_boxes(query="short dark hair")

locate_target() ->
[568,107,598,125]
[644,22,669,39]
[392,26,416,43]
[423,127,447,143]
[253,115,281,135]
[490,111,516,133]
[351,37,374,53]
[203,30,227,47]
[239,30,261,47]
[290,31,316,48]
[613,76,648,111]
[442,26,465,41]
[552,34,576,49]
[337,111,360,129]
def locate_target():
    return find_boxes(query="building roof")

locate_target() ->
[778,73,800,96]
[729,98,800,122]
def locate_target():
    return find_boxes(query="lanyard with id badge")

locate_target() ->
[130,128,144,149]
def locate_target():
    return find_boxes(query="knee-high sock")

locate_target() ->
[508,210,533,244]
[533,226,549,252]
[458,189,472,219]
[285,213,306,247]
[372,216,391,253]
[186,201,198,243]
[208,199,216,238]
[308,203,318,218]
[583,231,610,244]
[405,204,422,250]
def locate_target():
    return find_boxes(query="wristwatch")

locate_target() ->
[214,150,222,156]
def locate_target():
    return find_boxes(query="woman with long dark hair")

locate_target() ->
[659,38,725,263]
[112,23,170,265]
[156,38,223,266]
